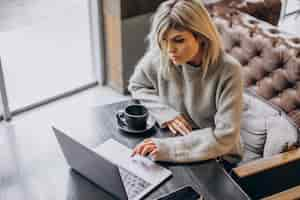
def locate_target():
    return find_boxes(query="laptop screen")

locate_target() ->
[52,127,127,200]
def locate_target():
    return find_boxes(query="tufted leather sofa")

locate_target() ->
[210,8,300,199]
[211,9,300,129]
[205,0,282,25]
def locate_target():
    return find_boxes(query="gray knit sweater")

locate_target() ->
[128,49,244,163]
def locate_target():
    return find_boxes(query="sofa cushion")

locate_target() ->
[240,92,299,163]
[240,92,280,163]
[264,115,299,157]
[239,148,262,165]
[243,92,280,116]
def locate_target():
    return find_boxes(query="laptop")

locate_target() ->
[52,127,172,200]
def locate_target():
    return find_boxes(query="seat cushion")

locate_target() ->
[238,149,262,165]
[243,91,280,117]
[264,115,299,157]
[241,114,267,155]
[240,92,299,163]
[240,92,280,163]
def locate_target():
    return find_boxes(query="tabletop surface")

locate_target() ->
[0,100,250,200]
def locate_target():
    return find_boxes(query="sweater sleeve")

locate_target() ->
[151,62,243,162]
[128,51,180,127]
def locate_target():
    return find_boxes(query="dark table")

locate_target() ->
[0,100,250,200]
[59,100,250,200]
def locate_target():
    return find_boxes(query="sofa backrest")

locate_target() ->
[205,0,282,25]
[211,10,300,128]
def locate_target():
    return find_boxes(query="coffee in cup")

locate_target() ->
[116,104,149,131]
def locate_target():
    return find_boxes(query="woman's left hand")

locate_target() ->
[164,115,193,136]
[131,139,158,157]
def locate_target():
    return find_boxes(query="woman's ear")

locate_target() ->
[194,32,208,48]
[193,33,204,46]
[201,40,206,48]
[192,32,199,40]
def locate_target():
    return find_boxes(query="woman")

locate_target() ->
[128,0,243,164]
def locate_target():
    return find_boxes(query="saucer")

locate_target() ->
[117,115,156,134]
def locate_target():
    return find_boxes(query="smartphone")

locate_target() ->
[157,186,201,200]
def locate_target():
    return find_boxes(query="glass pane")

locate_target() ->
[0,92,3,116]
[286,0,300,15]
[0,0,96,110]
[0,62,8,119]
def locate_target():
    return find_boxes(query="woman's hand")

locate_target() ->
[131,139,158,157]
[164,115,192,135]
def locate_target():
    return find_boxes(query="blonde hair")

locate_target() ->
[147,0,223,80]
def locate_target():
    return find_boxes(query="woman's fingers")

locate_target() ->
[167,123,177,135]
[149,148,158,157]
[176,116,193,132]
[167,120,187,135]
[165,115,193,136]
[173,119,190,135]
[141,144,156,156]
[132,140,157,156]
[132,142,147,156]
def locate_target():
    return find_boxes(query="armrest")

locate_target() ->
[233,149,300,178]
[262,185,300,200]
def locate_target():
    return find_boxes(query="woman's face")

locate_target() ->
[162,28,201,65]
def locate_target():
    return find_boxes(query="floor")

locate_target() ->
[4,85,129,138]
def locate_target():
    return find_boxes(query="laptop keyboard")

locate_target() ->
[118,166,151,199]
